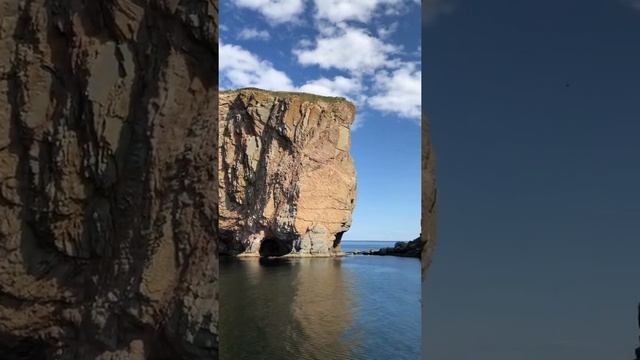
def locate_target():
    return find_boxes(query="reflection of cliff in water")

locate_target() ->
[291,258,356,359]
[219,258,300,359]
[219,258,355,359]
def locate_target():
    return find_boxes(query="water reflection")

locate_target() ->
[291,258,355,359]
[220,257,354,360]
[220,255,420,360]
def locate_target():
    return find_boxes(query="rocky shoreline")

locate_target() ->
[348,237,423,258]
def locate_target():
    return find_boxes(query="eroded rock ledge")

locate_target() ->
[218,88,357,258]
[0,1,219,359]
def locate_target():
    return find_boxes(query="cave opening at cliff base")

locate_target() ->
[259,238,293,257]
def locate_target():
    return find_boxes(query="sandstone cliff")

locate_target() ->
[218,88,356,257]
[0,1,218,359]
[422,115,436,277]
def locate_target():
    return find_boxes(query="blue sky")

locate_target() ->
[423,0,640,359]
[220,0,422,241]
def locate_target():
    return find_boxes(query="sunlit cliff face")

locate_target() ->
[218,89,357,257]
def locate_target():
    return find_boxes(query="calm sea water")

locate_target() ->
[340,240,395,252]
[220,241,421,360]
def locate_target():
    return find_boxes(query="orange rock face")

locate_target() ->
[219,89,357,257]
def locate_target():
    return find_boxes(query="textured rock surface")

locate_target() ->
[0,1,218,359]
[422,115,436,277]
[219,88,356,257]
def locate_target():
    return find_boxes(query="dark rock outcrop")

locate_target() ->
[379,237,422,257]
[218,88,357,257]
[422,115,436,277]
[349,237,423,258]
[0,1,218,358]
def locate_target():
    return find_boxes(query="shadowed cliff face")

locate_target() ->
[0,1,218,359]
[422,115,436,278]
[218,89,357,257]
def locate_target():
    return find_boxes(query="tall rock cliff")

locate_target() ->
[422,115,436,277]
[218,88,356,257]
[0,1,218,359]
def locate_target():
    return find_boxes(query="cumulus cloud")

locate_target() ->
[222,0,423,127]
[313,0,418,24]
[351,114,366,131]
[220,43,365,102]
[298,76,364,103]
[219,42,294,90]
[232,0,305,24]
[294,27,398,73]
[368,63,421,119]
[238,28,271,40]
[377,21,399,39]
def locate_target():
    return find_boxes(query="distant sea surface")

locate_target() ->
[220,240,421,360]
[340,240,396,252]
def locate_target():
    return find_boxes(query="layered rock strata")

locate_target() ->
[0,1,219,359]
[218,88,356,257]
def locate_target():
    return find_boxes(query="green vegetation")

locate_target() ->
[220,87,352,104]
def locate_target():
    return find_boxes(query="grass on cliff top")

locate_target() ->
[220,87,352,104]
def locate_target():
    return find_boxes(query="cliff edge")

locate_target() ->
[218,88,357,257]
[0,1,218,359]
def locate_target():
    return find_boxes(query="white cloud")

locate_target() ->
[232,0,305,24]
[298,76,366,129]
[294,27,399,73]
[296,38,314,48]
[377,21,399,39]
[238,28,271,40]
[313,0,418,24]
[368,62,421,119]
[219,42,294,91]
[299,76,361,98]
[220,42,368,101]
[351,114,365,131]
